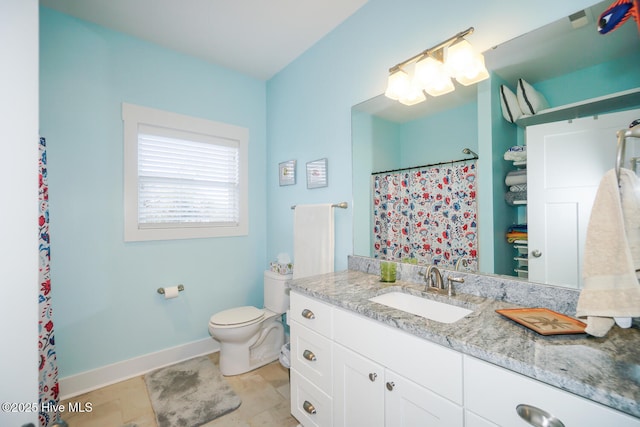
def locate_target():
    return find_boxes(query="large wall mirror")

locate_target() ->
[352,0,640,289]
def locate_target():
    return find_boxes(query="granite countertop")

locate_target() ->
[288,268,640,419]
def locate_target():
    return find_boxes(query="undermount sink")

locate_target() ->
[369,291,472,324]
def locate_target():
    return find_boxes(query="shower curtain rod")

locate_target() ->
[372,154,478,176]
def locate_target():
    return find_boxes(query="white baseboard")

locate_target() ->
[59,338,220,400]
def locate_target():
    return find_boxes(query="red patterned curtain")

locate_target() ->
[38,137,60,427]
[373,162,478,269]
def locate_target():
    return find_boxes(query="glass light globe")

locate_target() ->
[414,56,455,96]
[445,40,489,86]
[385,69,411,100]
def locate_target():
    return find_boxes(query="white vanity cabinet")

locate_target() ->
[289,290,640,427]
[463,356,640,427]
[290,292,334,427]
[290,290,463,427]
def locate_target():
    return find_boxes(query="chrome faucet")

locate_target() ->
[446,276,465,297]
[424,265,444,293]
[425,264,466,297]
[455,257,468,271]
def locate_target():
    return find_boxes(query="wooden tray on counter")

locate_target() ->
[495,307,586,335]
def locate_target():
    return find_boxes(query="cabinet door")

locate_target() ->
[333,344,384,427]
[385,370,464,427]
[465,410,499,427]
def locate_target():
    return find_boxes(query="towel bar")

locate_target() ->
[290,202,348,210]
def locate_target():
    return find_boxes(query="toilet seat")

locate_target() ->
[209,306,265,329]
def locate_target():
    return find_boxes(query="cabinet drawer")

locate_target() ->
[333,307,463,405]
[464,356,640,427]
[290,321,333,395]
[290,291,333,338]
[291,369,332,427]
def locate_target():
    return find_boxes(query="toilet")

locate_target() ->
[208,270,291,376]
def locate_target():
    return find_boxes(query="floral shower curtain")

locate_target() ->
[373,161,478,269]
[38,137,59,427]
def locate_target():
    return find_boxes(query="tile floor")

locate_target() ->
[59,353,300,427]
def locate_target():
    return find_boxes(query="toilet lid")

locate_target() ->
[210,306,264,326]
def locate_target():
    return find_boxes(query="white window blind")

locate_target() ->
[122,103,249,241]
[137,130,240,228]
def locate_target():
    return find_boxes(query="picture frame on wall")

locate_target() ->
[306,158,328,189]
[278,160,296,186]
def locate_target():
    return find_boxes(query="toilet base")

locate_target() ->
[219,319,285,376]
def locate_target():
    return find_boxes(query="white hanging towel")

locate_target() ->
[576,168,640,337]
[293,204,335,279]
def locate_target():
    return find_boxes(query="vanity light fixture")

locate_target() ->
[384,27,489,106]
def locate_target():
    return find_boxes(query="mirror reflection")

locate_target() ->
[352,0,640,289]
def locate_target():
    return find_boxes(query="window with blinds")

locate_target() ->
[123,103,248,241]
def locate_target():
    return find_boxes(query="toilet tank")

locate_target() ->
[263,270,291,313]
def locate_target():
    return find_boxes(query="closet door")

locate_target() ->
[527,108,640,288]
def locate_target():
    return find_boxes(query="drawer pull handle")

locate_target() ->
[303,350,317,361]
[302,309,316,319]
[516,404,565,427]
[303,400,317,415]
[368,372,377,382]
[386,381,395,391]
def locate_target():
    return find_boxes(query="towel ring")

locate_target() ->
[615,125,640,184]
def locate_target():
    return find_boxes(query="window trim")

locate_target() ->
[123,103,249,241]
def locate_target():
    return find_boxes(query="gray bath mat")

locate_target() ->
[144,355,241,427]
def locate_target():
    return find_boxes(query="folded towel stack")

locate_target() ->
[505,190,526,206]
[504,145,527,162]
[505,170,527,205]
[505,169,526,186]
[506,224,528,243]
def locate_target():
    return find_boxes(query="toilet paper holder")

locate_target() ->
[157,284,185,295]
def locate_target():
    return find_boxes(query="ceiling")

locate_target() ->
[39,0,369,80]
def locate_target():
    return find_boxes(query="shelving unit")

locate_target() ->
[505,157,528,279]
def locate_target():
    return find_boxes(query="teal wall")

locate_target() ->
[372,116,401,172]
[400,102,478,168]
[535,51,640,107]
[40,7,267,377]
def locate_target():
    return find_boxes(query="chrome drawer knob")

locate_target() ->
[368,372,377,382]
[301,309,316,319]
[303,400,317,415]
[531,250,542,258]
[303,350,317,361]
[386,381,395,391]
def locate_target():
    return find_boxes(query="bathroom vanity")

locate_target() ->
[288,261,640,426]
